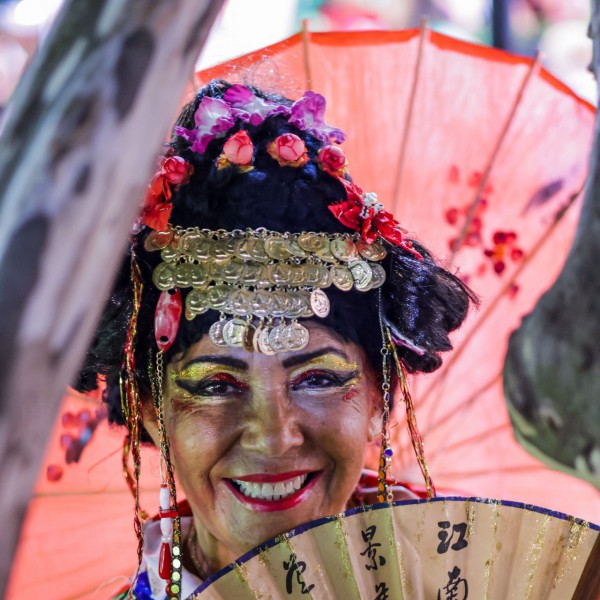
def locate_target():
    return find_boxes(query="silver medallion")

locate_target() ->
[179,230,203,255]
[192,238,212,261]
[282,322,309,351]
[331,265,354,291]
[355,238,387,261]
[297,232,328,252]
[160,246,179,263]
[257,326,276,355]
[221,259,245,283]
[268,263,293,286]
[265,236,293,260]
[186,289,209,315]
[222,318,247,347]
[230,289,252,316]
[152,263,176,291]
[369,263,387,289]
[270,290,290,318]
[250,290,275,318]
[207,285,230,310]
[189,264,208,288]
[349,260,373,291]
[283,237,309,258]
[330,237,360,262]
[208,319,227,346]
[268,323,287,352]
[175,262,194,288]
[310,289,330,318]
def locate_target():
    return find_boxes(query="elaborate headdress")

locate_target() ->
[77,80,475,599]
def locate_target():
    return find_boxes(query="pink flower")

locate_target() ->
[160,156,193,185]
[317,145,347,174]
[289,91,346,144]
[267,133,309,167]
[175,97,235,154]
[224,85,290,125]
[222,131,254,165]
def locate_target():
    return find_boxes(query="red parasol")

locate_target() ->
[8,26,599,599]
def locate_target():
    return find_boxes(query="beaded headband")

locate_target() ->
[146,226,388,354]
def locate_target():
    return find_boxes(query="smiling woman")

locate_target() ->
[75,80,475,599]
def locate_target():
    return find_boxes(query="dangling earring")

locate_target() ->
[386,327,436,499]
[151,349,183,598]
[377,332,394,504]
[152,288,183,598]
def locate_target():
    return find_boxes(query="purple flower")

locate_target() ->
[224,85,289,126]
[176,97,235,154]
[289,91,346,144]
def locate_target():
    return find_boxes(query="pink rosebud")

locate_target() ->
[160,156,194,186]
[318,145,347,173]
[223,131,254,165]
[267,133,309,167]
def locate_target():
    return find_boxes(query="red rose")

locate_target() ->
[318,145,347,174]
[222,130,254,165]
[267,133,309,167]
[160,156,193,186]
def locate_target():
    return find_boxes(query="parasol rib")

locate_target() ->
[446,53,541,266]
[392,18,429,211]
[301,19,313,91]
[419,184,584,407]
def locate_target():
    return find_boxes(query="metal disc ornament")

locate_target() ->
[257,326,276,355]
[222,318,248,347]
[310,289,330,318]
[282,322,309,351]
[209,319,228,346]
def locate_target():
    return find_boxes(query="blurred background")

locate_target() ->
[0,0,595,118]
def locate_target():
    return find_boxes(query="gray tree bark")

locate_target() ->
[504,3,600,490]
[0,0,224,593]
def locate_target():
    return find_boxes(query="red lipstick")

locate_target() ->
[225,471,322,512]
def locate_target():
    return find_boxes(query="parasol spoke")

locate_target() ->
[446,53,541,265]
[418,183,585,409]
[393,17,429,210]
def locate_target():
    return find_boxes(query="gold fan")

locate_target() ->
[191,498,600,600]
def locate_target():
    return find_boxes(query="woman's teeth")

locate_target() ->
[233,474,309,500]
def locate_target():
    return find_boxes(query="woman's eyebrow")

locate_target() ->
[179,355,248,371]
[281,347,350,369]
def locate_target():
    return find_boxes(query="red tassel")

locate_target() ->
[159,541,172,580]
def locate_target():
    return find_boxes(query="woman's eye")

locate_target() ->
[290,369,355,390]
[176,373,248,396]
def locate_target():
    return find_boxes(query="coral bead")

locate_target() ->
[159,541,172,580]
[155,290,182,351]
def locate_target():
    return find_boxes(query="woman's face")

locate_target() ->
[146,322,381,569]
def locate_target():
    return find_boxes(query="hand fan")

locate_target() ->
[191,497,600,600]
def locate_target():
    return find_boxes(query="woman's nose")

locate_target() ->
[239,385,304,456]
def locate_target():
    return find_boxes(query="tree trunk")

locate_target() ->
[504,3,600,490]
[0,0,224,593]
